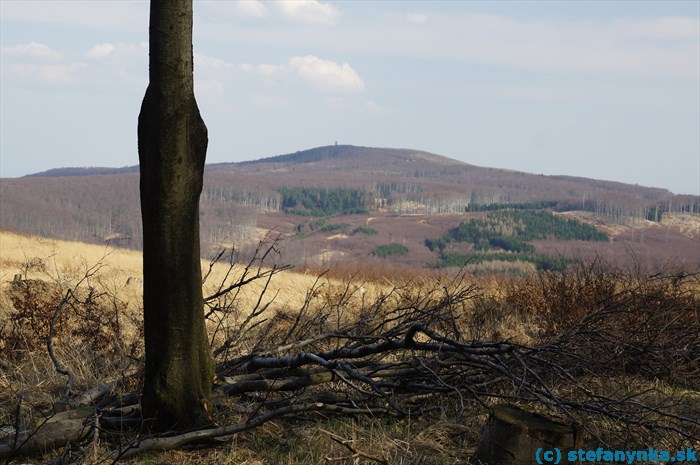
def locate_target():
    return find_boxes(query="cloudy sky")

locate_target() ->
[1,1,698,195]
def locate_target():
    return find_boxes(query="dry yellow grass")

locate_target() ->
[0,230,387,320]
[0,230,142,283]
[2,231,146,298]
[1,231,141,326]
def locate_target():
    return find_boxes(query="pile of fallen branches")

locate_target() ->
[1,238,698,463]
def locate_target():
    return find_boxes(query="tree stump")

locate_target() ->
[474,404,582,465]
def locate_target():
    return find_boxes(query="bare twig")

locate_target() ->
[321,428,391,464]
[47,289,75,398]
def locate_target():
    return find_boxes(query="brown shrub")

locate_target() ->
[499,259,700,387]
[1,278,131,363]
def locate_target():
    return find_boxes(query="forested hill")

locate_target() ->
[3,145,698,270]
[17,144,695,220]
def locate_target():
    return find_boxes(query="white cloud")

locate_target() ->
[1,41,61,60]
[251,93,289,107]
[290,55,364,93]
[195,79,225,98]
[256,63,288,79]
[39,63,85,84]
[324,96,346,108]
[235,0,269,18]
[613,16,700,41]
[80,42,147,87]
[365,101,381,112]
[10,62,85,85]
[243,55,365,93]
[275,0,339,25]
[192,54,235,97]
[3,41,148,89]
[406,13,428,24]
[195,53,233,70]
[85,43,116,59]
[0,2,148,33]
[84,42,146,61]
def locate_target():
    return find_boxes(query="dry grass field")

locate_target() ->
[1,230,698,464]
[0,230,330,313]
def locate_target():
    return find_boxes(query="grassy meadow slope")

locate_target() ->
[0,230,353,320]
[0,230,142,284]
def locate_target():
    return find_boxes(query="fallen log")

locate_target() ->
[0,418,93,459]
[216,364,421,396]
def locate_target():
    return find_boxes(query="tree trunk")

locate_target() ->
[138,0,214,431]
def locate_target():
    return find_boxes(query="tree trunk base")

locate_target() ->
[474,404,582,465]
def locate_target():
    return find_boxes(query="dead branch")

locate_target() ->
[46,289,76,397]
[205,235,295,361]
[53,379,123,413]
[111,402,322,461]
[204,233,292,304]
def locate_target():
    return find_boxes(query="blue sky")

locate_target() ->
[1,1,698,195]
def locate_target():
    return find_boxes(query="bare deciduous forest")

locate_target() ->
[2,146,699,274]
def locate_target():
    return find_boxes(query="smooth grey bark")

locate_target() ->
[138,0,214,431]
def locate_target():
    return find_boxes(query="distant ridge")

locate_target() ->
[26,166,139,177]
[236,145,469,167]
[25,145,469,177]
